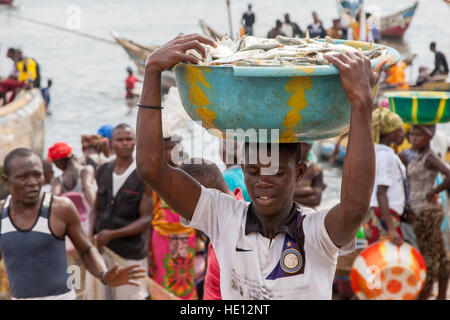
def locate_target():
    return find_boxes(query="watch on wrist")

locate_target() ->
[99,271,107,285]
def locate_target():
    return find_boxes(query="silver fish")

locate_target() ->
[276,35,307,46]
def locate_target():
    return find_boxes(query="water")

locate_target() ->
[0,0,449,202]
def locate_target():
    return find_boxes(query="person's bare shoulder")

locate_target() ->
[50,195,79,223]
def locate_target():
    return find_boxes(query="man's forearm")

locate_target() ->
[81,246,107,279]
[83,186,96,208]
[340,97,375,226]
[89,207,98,237]
[377,192,396,231]
[109,216,152,240]
[136,68,165,185]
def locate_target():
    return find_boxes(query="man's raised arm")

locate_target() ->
[136,34,217,221]
[323,52,387,248]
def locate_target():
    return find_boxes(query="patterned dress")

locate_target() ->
[149,192,197,300]
[408,149,450,292]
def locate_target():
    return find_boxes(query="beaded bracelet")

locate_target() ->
[137,103,164,110]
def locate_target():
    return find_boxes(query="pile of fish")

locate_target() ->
[188,33,386,67]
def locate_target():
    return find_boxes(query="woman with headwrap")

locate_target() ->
[365,107,406,246]
[400,124,450,300]
[47,142,97,208]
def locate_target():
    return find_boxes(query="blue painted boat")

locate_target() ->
[173,39,399,143]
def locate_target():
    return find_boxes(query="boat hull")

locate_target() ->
[0,89,46,198]
[380,1,418,39]
[112,33,176,94]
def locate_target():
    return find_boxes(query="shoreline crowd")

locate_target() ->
[0,3,449,302]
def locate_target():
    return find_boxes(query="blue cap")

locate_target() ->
[126,66,133,73]
[97,125,114,139]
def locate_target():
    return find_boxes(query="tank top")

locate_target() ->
[408,150,441,212]
[0,193,70,298]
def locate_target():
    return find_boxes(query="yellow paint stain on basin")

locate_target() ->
[183,65,217,127]
[343,40,370,51]
[195,107,217,129]
[281,76,312,141]
[184,65,211,107]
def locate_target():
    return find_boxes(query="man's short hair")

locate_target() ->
[111,123,134,139]
[180,158,224,189]
[430,42,436,49]
[3,148,35,176]
[244,142,302,164]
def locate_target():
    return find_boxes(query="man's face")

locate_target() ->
[43,164,54,184]
[243,146,306,217]
[111,128,135,158]
[313,13,319,23]
[2,155,44,205]
[6,49,14,60]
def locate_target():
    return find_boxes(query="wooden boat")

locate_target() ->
[199,19,225,40]
[380,1,419,39]
[111,32,176,94]
[0,88,46,198]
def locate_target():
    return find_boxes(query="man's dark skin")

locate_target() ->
[376,128,404,246]
[51,156,96,207]
[6,48,18,80]
[429,42,449,77]
[90,126,153,248]
[294,143,326,208]
[135,34,385,248]
[0,153,146,288]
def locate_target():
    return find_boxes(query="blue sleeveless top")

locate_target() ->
[0,193,70,298]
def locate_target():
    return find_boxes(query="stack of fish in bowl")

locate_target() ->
[173,33,400,142]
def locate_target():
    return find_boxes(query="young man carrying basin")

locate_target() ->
[135,34,386,299]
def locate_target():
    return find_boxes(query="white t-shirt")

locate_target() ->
[112,160,136,197]
[370,144,406,215]
[180,186,355,300]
